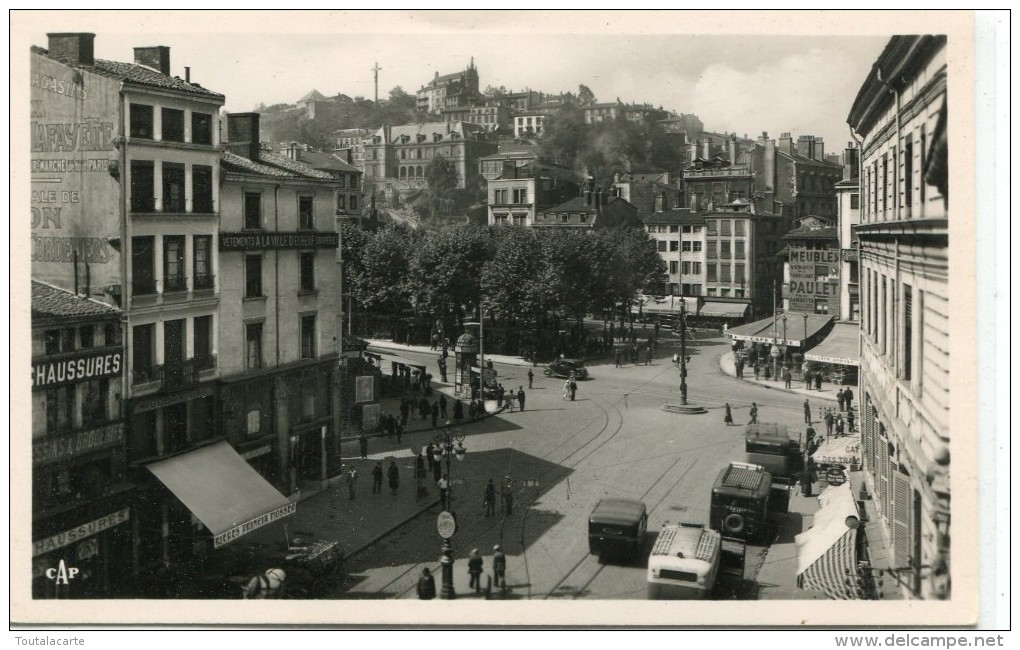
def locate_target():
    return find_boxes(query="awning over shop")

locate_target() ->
[804,322,860,366]
[795,481,861,599]
[376,353,427,370]
[812,435,862,467]
[699,301,749,318]
[639,295,693,314]
[146,441,295,549]
[726,312,833,347]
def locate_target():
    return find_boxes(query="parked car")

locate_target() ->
[545,358,589,379]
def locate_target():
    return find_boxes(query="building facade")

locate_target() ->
[361,121,497,190]
[486,160,578,227]
[218,113,343,495]
[642,210,707,297]
[780,219,840,316]
[703,208,790,318]
[534,179,641,230]
[848,34,950,599]
[416,60,480,113]
[333,127,371,170]
[31,281,130,598]
[441,103,508,132]
[836,145,862,322]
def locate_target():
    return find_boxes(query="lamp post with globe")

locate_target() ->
[434,421,466,599]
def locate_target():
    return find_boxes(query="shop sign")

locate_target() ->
[77,537,99,561]
[132,384,215,413]
[826,468,847,486]
[841,248,858,262]
[355,375,374,403]
[32,350,122,388]
[437,511,457,539]
[33,421,124,465]
[33,507,129,556]
[788,244,840,313]
[219,232,338,251]
[213,502,296,549]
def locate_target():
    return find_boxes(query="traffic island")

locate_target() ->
[661,403,708,415]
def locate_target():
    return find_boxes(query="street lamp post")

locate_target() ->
[434,422,466,600]
[782,314,788,366]
[679,297,689,405]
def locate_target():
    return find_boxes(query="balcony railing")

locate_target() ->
[193,273,215,291]
[164,275,187,292]
[159,359,197,391]
[195,354,217,372]
[131,197,156,213]
[132,279,158,296]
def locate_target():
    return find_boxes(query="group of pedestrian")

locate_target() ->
[613,344,651,367]
[417,545,506,599]
[836,386,855,412]
[481,476,515,518]
[804,371,824,391]
[354,459,399,498]
[562,377,578,401]
[734,358,745,378]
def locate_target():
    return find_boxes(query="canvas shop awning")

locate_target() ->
[146,441,295,549]
[812,435,862,467]
[795,481,861,599]
[726,312,833,347]
[804,321,860,367]
[698,301,749,318]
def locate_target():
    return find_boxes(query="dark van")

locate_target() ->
[710,462,789,543]
[588,498,647,561]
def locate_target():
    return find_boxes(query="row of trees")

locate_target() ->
[339,222,666,340]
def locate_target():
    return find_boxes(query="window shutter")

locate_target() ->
[892,469,913,569]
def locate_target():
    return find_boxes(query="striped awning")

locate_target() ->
[795,481,861,599]
[699,301,749,318]
[805,322,860,366]
[726,312,833,346]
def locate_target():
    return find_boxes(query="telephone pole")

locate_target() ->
[371,62,382,103]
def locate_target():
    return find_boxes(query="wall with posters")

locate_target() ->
[787,245,840,315]
[30,52,122,300]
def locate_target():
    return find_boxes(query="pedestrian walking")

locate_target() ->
[492,545,507,589]
[453,399,464,423]
[400,398,410,427]
[419,396,430,421]
[417,568,436,600]
[517,387,526,411]
[735,359,743,378]
[749,402,758,424]
[763,365,771,380]
[388,460,400,495]
[814,372,823,391]
[372,461,383,494]
[569,379,577,401]
[396,421,404,444]
[562,380,571,401]
[835,415,845,437]
[501,476,514,516]
[805,371,812,390]
[483,479,496,517]
[844,387,854,412]
[438,474,450,511]
[527,369,534,389]
[753,363,761,381]
[496,384,505,409]
[438,355,448,383]
[825,410,834,436]
[505,388,515,412]
[615,351,621,368]
[847,409,856,433]
[439,393,448,419]
[783,367,792,389]
[645,346,652,365]
[468,399,478,421]
[359,434,368,460]
[803,399,812,424]
[346,466,358,500]
[431,401,439,428]
[672,352,679,368]
[724,403,733,426]
[468,549,484,593]
[836,388,846,412]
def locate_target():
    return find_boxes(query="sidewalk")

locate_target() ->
[755,481,825,599]
[719,351,843,403]
[366,338,536,368]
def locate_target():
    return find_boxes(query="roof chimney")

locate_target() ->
[184,66,191,83]
[134,46,171,76]
[654,191,665,213]
[728,136,737,164]
[702,139,710,159]
[813,138,825,162]
[779,133,794,155]
[226,112,262,161]
[47,33,96,67]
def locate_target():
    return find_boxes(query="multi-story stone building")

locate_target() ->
[847,34,950,599]
[641,209,707,298]
[486,159,578,227]
[835,145,862,322]
[333,127,371,169]
[533,179,641,230]
[416,59,480,113]
[280,146,364,221]
[361,121,497,190]
[31,281,129,598]
[441,103,508,132]
[218,113,343,497]
[477,145,539,181]
[779,217,840,316]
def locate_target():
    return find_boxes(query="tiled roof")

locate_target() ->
[297,89,326,102]
[294,150,362,174]
[32,281,119,321]
[381,121,485,144]
[540,196,596,214]
[33,47,224,99]
[221,151,335,180]
[782,226,839,240]
[640,209,705,226]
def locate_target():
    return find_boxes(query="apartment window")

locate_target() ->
[45,386,75,433]
[903,136,914,215]
[693,241,702,252]
[720,220,731,236]
[706,241,717,259]
[916,290,924,385]
[246,322,264,370]
[880,275,887,353]
[903,284,913,381]
[513,188,528,204]
[193,235,213,290]
[720,288,730,297]
[692,262,702,274]
[244,192,262,229]
[850,261,859,283]
[735,240,746,259]
[707,264,718,282]
[850,193,860,210]
[560,214,569,223]
[299,251,316,292]
[721,264,732,283]
[336,175,347,189]
[245,255,263,298]
[131,236,156,295]
[161,108,185,142]
[872,162,880,216]
[81,378,110,428]
[300,314,317,359]
[682,241,692,252]
[103,323,121,347]
[162,162,186,212]
[350,195,358,210]
[919,126,926,207]
[580,213,587,223]
[132,323,155,383]
[720,241,731,259]
[191,165,214,213]
[194,315,213,370]
[337,194,346,211]
[657,240,667,253]
[163,235,186,292]
[735,220,745,236]
[670,261,679,274]
[735,263,746,283]
[882,153,889,215]
[669,241,679,252]
[299,196,314,229]
[682,261,691,274]
[815,298,830,315]
[130,161,155,212]
[191,112,213,145]
[129,104,153,139]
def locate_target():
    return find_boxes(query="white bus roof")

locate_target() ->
[648,524,721,572]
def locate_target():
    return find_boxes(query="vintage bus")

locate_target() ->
[588,498,648,561]
[646,523,722,599]
[744,423,804,483]
[710,462,789,543]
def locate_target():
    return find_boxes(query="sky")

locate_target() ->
[20,11,894,153]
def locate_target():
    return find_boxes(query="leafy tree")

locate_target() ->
[538,102,586,168]
[387,86,416,112]
[480,227,556,324]
[578,84,596,107]
[484,85,509,101]
[410,227,492,326]
[424,155,459,196]
[350,224,416,319]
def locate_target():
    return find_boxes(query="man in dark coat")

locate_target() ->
[803,399,811,424]
[824,410,835,435]
[400,398,410,427]
[388,460,400,495]
[749,402,758,424]
[492,545,507,589]
[420,396,430,421]
[359,434,369,459]
[439,393,448,419]
[847,409,856,433]
[468,549,484,593]
[836,388,846,412]
[417,568,436,600]
[483,479,496,517]
[527,369,534,389]
[371,461,383,494]
[844,387,854,412]
[431,401,440,428]
[814,372,823,391]
[517,387,526,411]
[453,399,464,423]
[569,379,577,401]
[501,476,514,515]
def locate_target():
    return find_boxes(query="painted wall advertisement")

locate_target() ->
[31,52,122,299]
[787,245,840,316]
